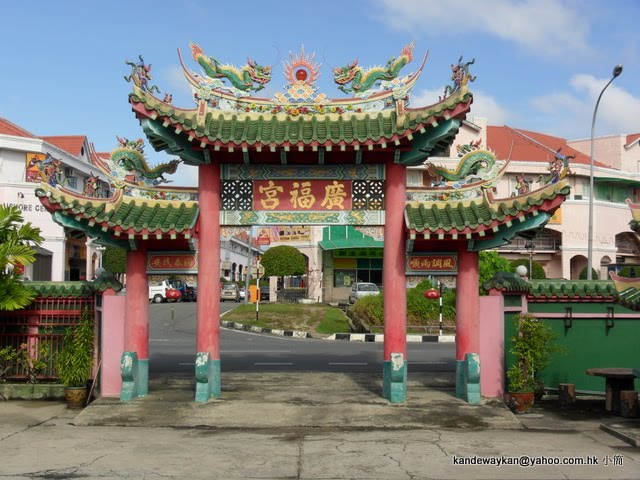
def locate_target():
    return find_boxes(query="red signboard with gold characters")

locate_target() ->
[406,253,458,275]
[253,180,352,211]
[147,252,198,274]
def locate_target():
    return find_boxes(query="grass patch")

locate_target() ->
[222,303,349,335]
[316,308,350,334]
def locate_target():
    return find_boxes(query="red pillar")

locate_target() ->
[383,161,407,360]
[197,163,221,357]
[124,244,149,358]
[455,248,480,360]
[122,243,149,398]
[383,161,407,402]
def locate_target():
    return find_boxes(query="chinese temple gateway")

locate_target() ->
[36,44,569,403]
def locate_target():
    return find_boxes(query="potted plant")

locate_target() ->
[506,313,559,414]
[55,308,94,408]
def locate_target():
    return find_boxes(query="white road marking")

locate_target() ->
[408,361,448,364]
[221,350,292,353]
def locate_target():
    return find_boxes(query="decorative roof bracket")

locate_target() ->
[140,119,206,164]
[468,213,551,252]
[52,212,130,249]
[402,119,461,165]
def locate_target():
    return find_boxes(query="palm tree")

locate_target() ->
[0,204,44,311]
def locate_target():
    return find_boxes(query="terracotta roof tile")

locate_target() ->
[626,133,640,146]
[486,126,607,167]
[0,117,36,138]
[41,135,87,157]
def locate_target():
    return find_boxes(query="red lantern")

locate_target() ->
[424,288,440,299]
[165,288,182,302]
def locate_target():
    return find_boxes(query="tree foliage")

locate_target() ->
[351,279,456,327]
[510,259,547,280]
[479,251,513,295]
[578,267,599,280]
[0,204,43,311]
[260,245,306,277]
[102,246,127,274]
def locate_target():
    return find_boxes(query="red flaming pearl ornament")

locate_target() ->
[295,68,308,82]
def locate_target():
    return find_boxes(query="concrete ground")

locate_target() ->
[1,372,639,479]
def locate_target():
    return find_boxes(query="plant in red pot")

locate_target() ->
[506,313,559,414]
[55,309,94,409]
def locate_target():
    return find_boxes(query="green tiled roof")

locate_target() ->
[615,287,640,310]
[92,270,124,292]
[483,272,530,293]
[405,182,570,235]
[35,186,198,239]
[130,88,472,162]
[528,280,617,299]
[25,281,96,298]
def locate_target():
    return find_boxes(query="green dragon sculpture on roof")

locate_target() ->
[333,42,415,95]
[189,42,272,92]
[112,137,181,185]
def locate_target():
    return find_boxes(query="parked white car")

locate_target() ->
[149,280,172,303]
[348,282,380,304]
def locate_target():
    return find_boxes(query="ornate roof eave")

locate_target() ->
[35,183,199,250]
[128,86,473,164]
[405,180,570,250]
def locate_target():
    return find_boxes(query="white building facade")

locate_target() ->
[0,118,111,281]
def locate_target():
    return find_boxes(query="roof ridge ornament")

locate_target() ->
[441,56,476,100]
[124,55,161,94]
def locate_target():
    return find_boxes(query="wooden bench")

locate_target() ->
[586,368,640,414]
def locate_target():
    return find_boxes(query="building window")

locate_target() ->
[334,270,356,287]
[407,169,424,187]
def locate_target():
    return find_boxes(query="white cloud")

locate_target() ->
[374,0,589,59]
[530,73,640,138]
[411,87,510,125]
[163,65,196,105]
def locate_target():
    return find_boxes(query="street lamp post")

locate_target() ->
[587,64,623,280]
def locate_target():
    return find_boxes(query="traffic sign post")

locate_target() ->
[255,259,261,323]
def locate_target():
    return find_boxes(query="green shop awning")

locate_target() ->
[319,225,383,251]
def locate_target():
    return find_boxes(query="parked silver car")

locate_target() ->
[220,283,240,302]
[348,282,380,304]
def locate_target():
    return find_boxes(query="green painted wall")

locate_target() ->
[504,300,640,394]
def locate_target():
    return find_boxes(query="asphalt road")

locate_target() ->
[148,302,455,378]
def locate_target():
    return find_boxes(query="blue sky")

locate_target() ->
[2,0,639,186]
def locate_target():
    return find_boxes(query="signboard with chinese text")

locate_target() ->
[333,248,383,258]
[406,253,458,275]
[253,180,353,211]
[147,252,198,274]
[220,165,385,226]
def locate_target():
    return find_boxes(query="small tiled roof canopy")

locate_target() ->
[405,181,570,251]
[36,185,198,250]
